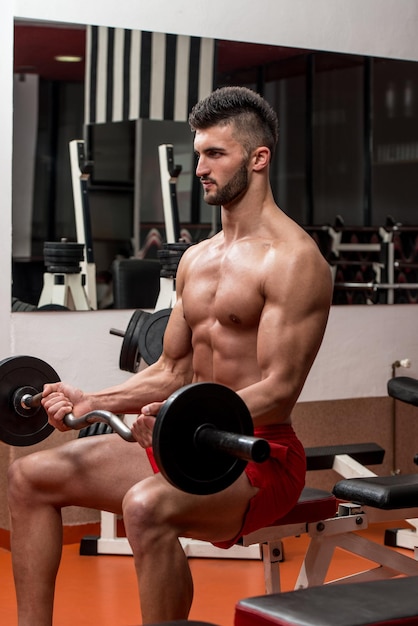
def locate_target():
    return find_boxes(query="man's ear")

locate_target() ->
[252,146,270,171]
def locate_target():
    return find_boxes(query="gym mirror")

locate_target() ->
[12,19,418,311]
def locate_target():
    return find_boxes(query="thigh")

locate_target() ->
[23,433,154,514]
[133,469,258,546]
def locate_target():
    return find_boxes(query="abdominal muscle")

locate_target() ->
[191,319,259,384]
[188,321,289,426]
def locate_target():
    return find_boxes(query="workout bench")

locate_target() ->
[242,442,418,593]
[232,377,418,626]
[235,576,418,626]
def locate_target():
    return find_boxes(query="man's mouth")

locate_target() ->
[201,178,215,190]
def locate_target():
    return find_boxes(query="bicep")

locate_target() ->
[159,298,193,372]
[258,256,332,388]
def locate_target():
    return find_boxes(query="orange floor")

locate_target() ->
[0,521,414,626]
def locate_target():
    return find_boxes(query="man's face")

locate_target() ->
[194,124,250,207]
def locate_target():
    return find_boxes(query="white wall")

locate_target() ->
[300,305,418,401]
[13,0,418,62]
[2,0,418,402]
[10,305,418,402]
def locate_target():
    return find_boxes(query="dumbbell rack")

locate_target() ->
[155,276,176,309]
[38,273,90,310]
[38,240,91,311]
[328,224,418,304]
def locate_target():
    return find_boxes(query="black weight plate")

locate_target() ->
[44,257,83,266]
[45,265,81,274]
[138,308,172,366]
[119,310,151,373]
[162,242,194,251]
[157,250,186,258]
[44,242,84,251]
[37,304,71,311]
[12,298,37,312]
[0,356,60,446]
[44,251,84,260]
[78,422,114,438]
[160,269,177,278]
[153,382,253,495]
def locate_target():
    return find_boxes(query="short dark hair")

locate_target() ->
[188,86,279,158]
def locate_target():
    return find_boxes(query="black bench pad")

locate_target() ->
[305,443,385,471]
[333,474,418,509]
[235,577,418,626]
[388,376,418,407]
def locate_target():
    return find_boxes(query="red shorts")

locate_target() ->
[146,423,306,550]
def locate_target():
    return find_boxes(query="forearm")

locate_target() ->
[86,358,193,415]
[238,377,299,426]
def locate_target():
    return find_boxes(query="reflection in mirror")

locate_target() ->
[12,20,418,311]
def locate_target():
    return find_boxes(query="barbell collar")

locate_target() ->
[21,391,43,409]
[194,424,270,463]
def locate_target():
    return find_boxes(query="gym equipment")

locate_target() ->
[156,144,196,311]
[38,239,91,311]
[110,310,152,372]
[388,375,418,407]
[158,144,182,245]
[0,355,134,446]
[235,577,418,626]
[333,375,418,555]
[138,308,171,366]
[111,258,161,309]
[0,356,270,495]
[110,308,171,372]
[325,221,418,304]
[69,139,97,309]
[43,241,85,273]
[0,356,59,446]
[378,375,418,552]
[109,242,190,372]
[12,298,70,312]
[78,422,113,437]
[156,144,181,311]
[157,242,195,278]
[240,439,418,594]
[153,382,270,494]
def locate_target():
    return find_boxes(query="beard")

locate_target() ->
[202,159,249,206]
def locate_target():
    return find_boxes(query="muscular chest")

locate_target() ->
[182,247,264,329]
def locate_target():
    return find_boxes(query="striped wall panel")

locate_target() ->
[85,25,216,124]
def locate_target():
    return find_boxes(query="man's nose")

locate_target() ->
[195,156,209,178]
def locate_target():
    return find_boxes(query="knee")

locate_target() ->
[7,453,48,509]
[8,457,29,510]
[122,479,170,545]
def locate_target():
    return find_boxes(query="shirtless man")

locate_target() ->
[7,86,332,625]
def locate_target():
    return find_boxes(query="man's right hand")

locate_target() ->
[41,382,91,431]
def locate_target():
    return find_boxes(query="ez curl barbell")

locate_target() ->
[0,355,270,494]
